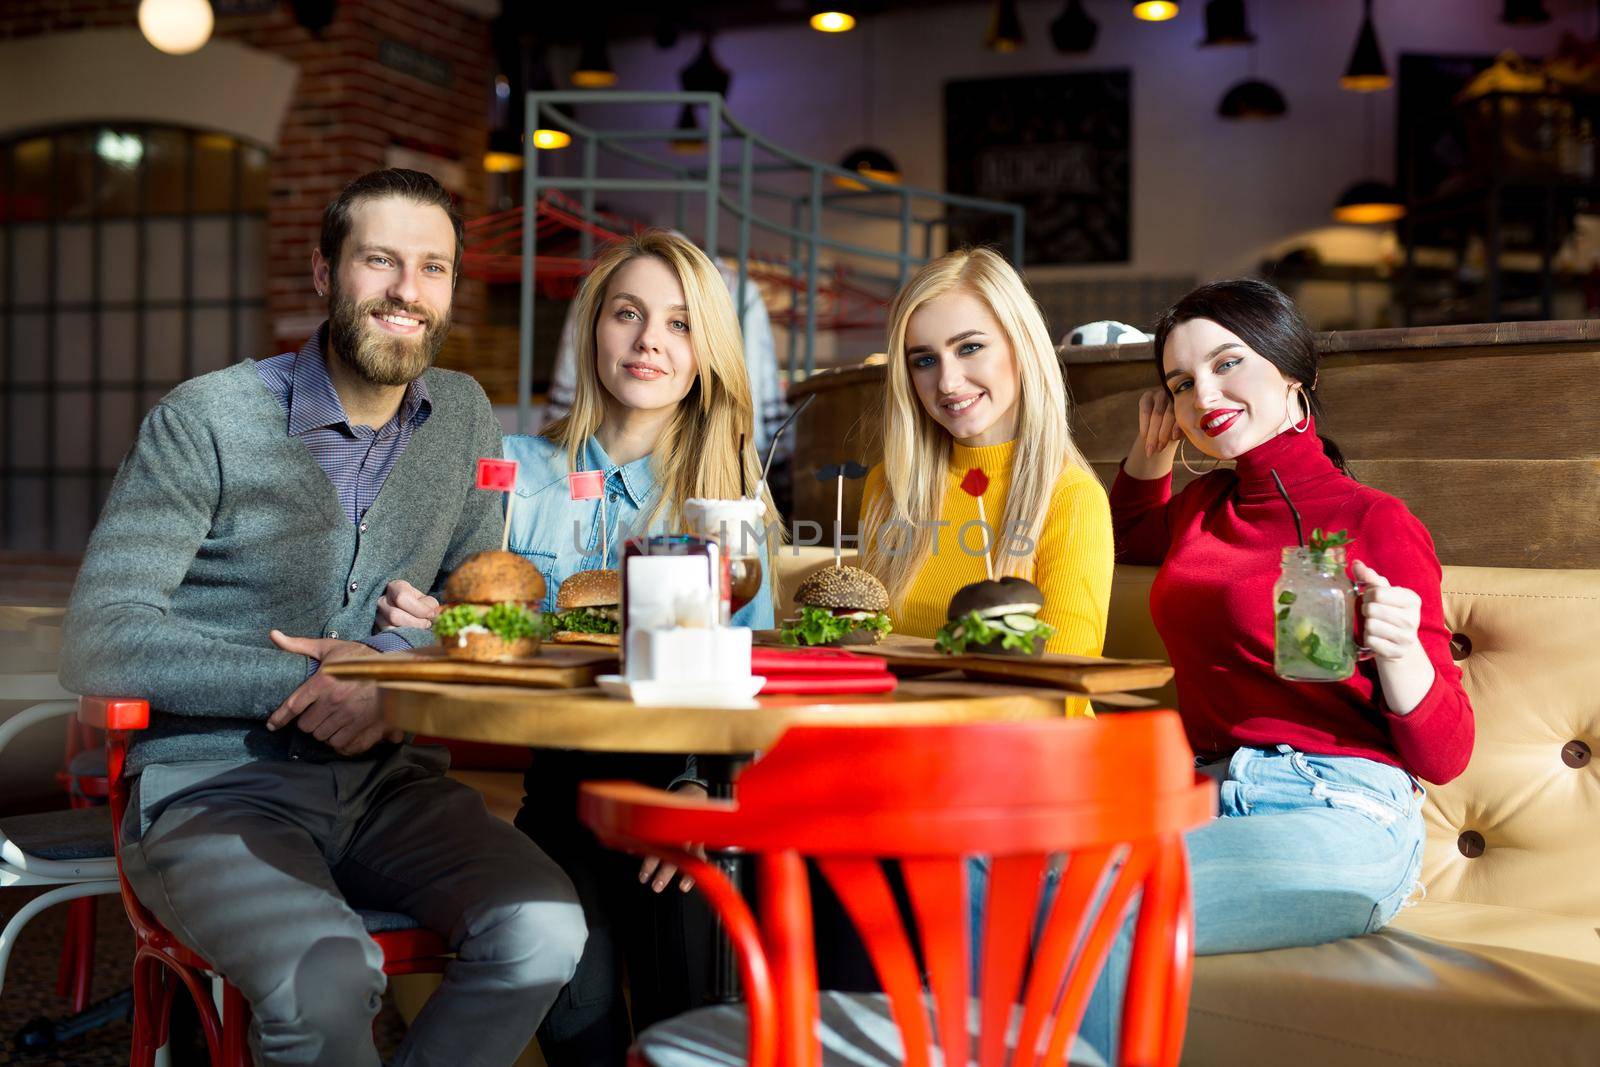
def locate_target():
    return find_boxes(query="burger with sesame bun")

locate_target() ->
[551,568,621,646]
[780,565,893,647]
[935,576,1056,658]
[431,550,552,662]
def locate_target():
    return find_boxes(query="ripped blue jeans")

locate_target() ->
[971,745,1425,1064]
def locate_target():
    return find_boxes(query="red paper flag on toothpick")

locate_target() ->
[961,467,994,581]
[569,469,609,564]
[477,458,518,491]
[567,470,604,500]
[477,458,519,551]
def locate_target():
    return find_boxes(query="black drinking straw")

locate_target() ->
[759,393,815,494]
[738,433,748,498]
[1270,468,1305,547]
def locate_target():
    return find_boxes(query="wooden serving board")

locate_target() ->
[756,631,1172,695]
[324,644,617,688]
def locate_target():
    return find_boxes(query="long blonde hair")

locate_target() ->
[860,247,1091,608]
[544,229,778,537]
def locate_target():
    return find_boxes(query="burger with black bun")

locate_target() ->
[551,568,621,646]
[431,550,551,662]
[780,565,893,646]
[935,576,1056,657]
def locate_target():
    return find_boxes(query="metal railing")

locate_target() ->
[517,90,1025,433]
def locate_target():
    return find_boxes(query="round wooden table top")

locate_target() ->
[379,677,1075,755]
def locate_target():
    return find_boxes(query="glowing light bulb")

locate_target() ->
[137,0,214,55]
[810,11,857,32]
[1133,1,1180,22]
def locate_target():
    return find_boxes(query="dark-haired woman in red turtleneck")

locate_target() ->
[1081,279,1473,1062]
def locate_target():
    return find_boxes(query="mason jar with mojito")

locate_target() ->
[1273,532,1371,682]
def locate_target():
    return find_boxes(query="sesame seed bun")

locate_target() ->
[793,565,889,613]
[442,550,546,606]
[557,569,620,611]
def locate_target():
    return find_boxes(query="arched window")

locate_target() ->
[0,125,269,552]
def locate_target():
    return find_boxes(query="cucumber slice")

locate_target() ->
[1000,613,1038,632]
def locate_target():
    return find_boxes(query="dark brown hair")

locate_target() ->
[319,168,463,275]
[1151,278,1348,474]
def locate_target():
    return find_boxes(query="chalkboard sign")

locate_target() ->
[945,71,1131,265]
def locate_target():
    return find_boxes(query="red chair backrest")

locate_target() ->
[580,711,1214,1067]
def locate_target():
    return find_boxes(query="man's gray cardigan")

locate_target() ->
[58,361,502,773]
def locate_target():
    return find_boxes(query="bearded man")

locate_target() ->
[59,169,585,1067]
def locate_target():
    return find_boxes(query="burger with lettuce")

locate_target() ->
[780,565,893,646]
[551,568,621,646]
[432,550,551,662]
[935,576,1055,657]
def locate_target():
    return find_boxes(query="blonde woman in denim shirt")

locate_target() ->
[378,230,777,1065]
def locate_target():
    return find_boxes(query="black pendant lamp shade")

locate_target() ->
[1051,0,1098,53]
[1334,180,1404,224]
[573,25,617,88]
[1200,0,1254,46]
[987,0,1025,52]
[839,145,902,185]
[1341,0,1390,92]
[1501,0,1550,25]
[290,0,337,36]
[1218,79,1287,119]
[680,35,731,96]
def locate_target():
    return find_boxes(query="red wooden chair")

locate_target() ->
[579,712,1214,1067]
[81,696,453,1067]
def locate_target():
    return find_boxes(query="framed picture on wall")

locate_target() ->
[944,70,1131,265]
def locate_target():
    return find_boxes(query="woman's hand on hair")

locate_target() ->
[1125,388,1182,480]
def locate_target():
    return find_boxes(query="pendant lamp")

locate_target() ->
[1218,79,1287,119]
[1199,0,1254,46]
[1133,1,1179,21]
[1051,0,1098,53]
[1341,0,1389,92]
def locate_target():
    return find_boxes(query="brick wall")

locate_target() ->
[1,0,495,374]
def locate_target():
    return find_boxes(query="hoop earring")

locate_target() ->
[1290,390,1311,433]
[1177,439,1219,476]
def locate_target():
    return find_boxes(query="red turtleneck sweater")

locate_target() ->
[1110,421,1474,785]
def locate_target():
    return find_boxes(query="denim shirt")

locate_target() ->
[501,433,775,629]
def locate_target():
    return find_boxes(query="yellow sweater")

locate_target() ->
[861,439,1114,659]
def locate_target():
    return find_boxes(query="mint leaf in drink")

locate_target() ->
[1278,591,1297,605]
[1309,528,1351,551]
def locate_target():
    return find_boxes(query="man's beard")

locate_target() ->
[326,284,451,387]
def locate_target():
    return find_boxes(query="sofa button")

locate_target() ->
[1457,830,1486,858]
[1449,633,1472,660]
[1562,740,1591,769]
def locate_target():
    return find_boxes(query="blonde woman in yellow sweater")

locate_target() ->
[858,248,1112,668]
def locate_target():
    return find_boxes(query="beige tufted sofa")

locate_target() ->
[776,551,1600,1065]
[1105,564,1600,1067]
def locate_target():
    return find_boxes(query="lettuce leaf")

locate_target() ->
[553,608,619,635]
[779,605,893,647]
[935,610,1056,655]
[433,602,552,641]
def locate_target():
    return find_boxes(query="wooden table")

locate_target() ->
[373,673,1155,1002]
[377,677,1084,755]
